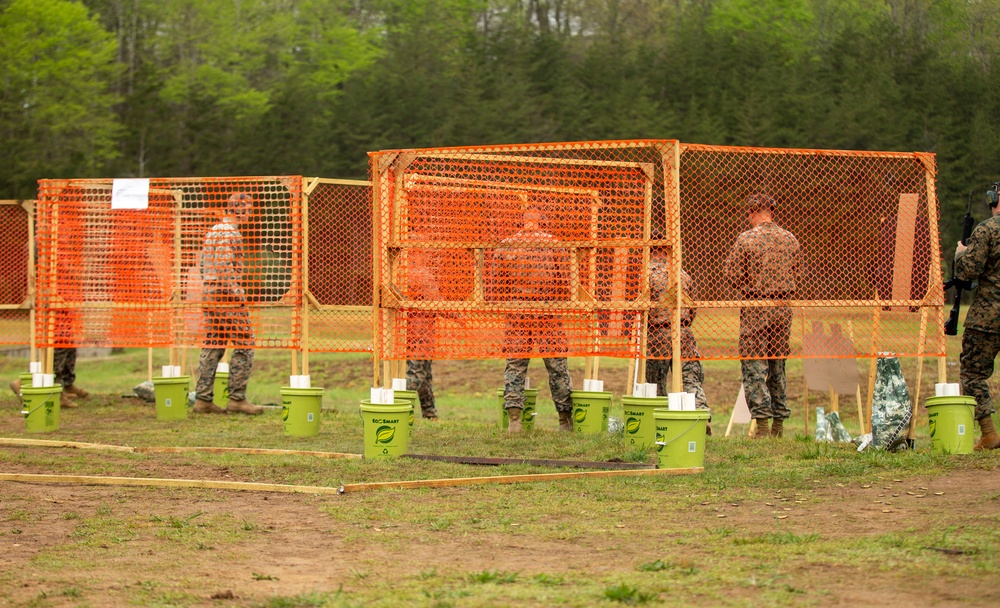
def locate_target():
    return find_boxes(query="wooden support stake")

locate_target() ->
[147,348,153,382]
[338,466,703,494]
[0,473,345,496]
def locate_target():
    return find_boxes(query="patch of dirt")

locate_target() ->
[2,468,999,606]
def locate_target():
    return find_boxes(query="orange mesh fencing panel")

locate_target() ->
[35,177,303,350]
[305,179,373,352]
[680,145,944,361]
[371,141,677,360]
[0,202,30,345]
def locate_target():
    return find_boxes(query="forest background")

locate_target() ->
[1,0,999,248]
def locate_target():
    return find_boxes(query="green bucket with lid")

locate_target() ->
[570,390,612,434]
[653,408,709,470]
[21,385,62,433]
[359,400,411,459]
[213,371,229,408]
[622,396,670,448]
[281,387,324,437]
[925,396,976,455]
[153,376,190,421]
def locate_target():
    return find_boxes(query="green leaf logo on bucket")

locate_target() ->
[626,417,640,435]
[375,425,395,444]
[281,405,290,421]
[929,419,936,438]
[656,430,666,452]
[574,408,587,424]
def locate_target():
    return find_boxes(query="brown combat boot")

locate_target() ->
[705,423,712,437]
[227,398,264,416]
[752,418,770,438]
[10,378,20,398]
[975,416,1000,451]
[63,385,89,399]
[61,395,78,409]
[770,418,784,438]
[192,398,226,414]
[422,408,439,420]
[558,410,573,432]
[506,407,523,433]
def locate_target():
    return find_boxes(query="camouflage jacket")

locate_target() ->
[956,214,1000,333]
[648,259,696,326]
[725,221,802,297]
[487,229,569,301]
[200,216,244,293]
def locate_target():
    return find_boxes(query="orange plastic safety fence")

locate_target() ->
[0,202,30,345]
[305,179,373,353]
[371,141,675,360]
[371,141,944,362]
[35,177,303,350]
[681,145,944,361]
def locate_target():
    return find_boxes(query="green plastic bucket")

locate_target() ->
[21,385,62,433]
[153,376,190,421]
[653,408,709,470]
[497,388,538,431]
[18,372,32,393]
[925,396,976,455]
[395,389,418,432]
[570,390,612,434]
[359,400,411,459]
[212,371,229,408]
[622,396,670,448]
[280,387,323,437]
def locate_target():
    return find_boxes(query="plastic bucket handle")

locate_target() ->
[21,391,57,417]
[654,419,702,447]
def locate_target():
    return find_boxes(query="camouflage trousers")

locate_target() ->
[196,286,255,402]
[53,348,77,388]
[645,323,708,411]
[742,358,791,420]
[405,359,437,415]
[503,357,573,413]
[960,328,1000,420]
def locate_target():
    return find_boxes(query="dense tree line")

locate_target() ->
[1,0,999,242]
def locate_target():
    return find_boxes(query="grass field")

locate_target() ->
[0,347,998,607]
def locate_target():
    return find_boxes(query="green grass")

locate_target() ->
[0,348,998,606]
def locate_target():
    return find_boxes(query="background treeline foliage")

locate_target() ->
[1,0,999,245]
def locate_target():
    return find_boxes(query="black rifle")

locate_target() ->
[944,190,976,336]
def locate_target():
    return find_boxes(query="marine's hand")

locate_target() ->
[956,240,967,256]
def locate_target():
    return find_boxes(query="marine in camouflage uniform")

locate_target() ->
[405,251,439,419]
[193,193,262,415]
[955,189,1000,450]
[645,248,708,414]
[489,208,573,432]
[725,194,802,438]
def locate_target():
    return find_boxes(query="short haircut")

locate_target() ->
[747,193,776,213]
[228,192,252,209]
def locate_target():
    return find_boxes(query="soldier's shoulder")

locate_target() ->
[976,216,1000,233]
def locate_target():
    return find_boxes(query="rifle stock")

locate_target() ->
[944,190,976,336]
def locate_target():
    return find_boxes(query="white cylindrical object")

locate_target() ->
[947,383,961,397]
[392,378,407,390]
[290,376,300,388]
[683,392,696,411]
[162,365,173,378]
[525,377,531,390]
[595,380,604,392]
[31,373,43,388]
[633,383,644,397]
[301,375,311,389]
[668,392,684,411]
[42,374,54,387]
[934,383,946,397]
[29,361,42,373]
[583,379,593,392]
[217,362,229,373]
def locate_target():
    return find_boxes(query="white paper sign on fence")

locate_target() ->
[111,178,150,210]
